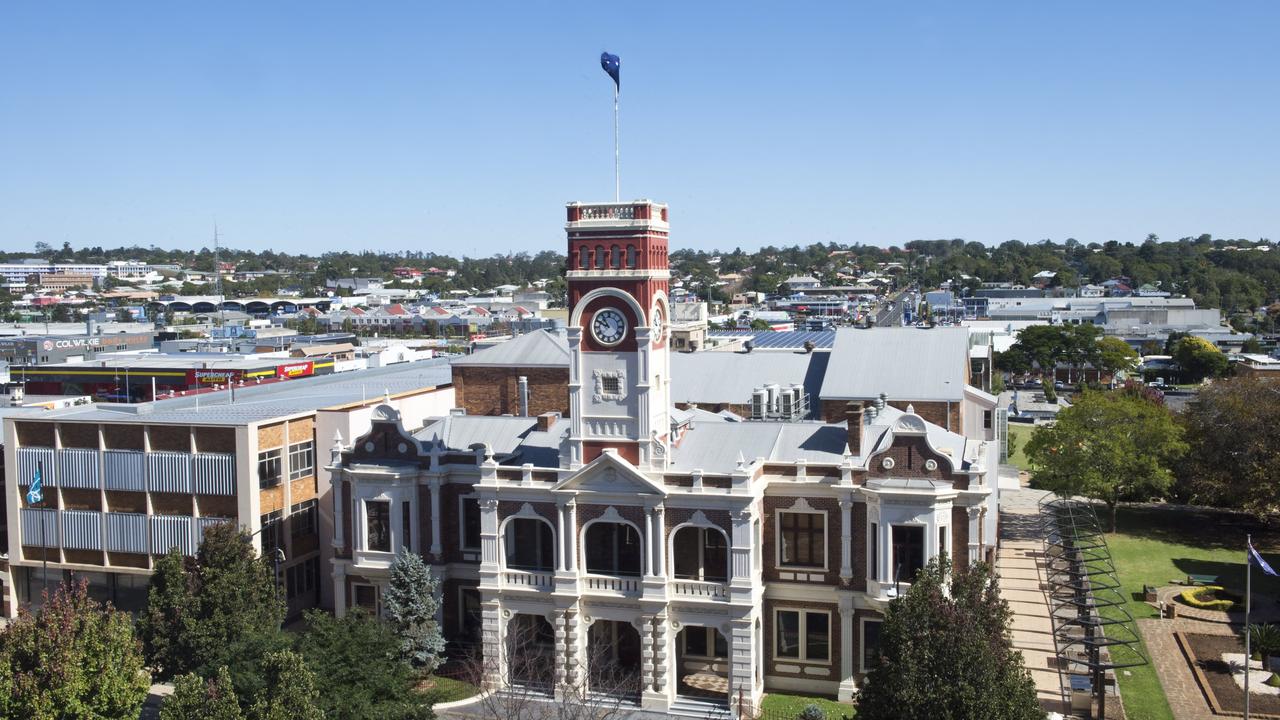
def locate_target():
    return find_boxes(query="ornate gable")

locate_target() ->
[554,448,667,497]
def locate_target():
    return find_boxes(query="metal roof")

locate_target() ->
[415,415,541,456]
[669,421,849,473]
[451,329,570,367]
[669,350,829,413]
[819,327,969,402]
[713,330,836,349]
[3,359,452,426]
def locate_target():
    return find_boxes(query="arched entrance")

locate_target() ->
[587,620,642,701]
[675,625,730,705]
[506,614,555,692]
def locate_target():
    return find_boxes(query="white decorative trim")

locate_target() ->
[924,459,938,471]
[880,457,895,470]
[592,368,628,402]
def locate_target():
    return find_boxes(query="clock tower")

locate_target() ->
[564,200,671,470]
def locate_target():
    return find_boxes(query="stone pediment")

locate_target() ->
[554,449,667,497]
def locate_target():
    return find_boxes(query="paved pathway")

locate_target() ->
[997,486,1069,717]
[1136,617,1229,720]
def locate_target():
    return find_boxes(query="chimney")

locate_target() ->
[845,401,865,454]
[517,375,529,416]
[536,411,560,431]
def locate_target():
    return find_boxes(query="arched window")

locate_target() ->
[610,245,622,268]
[577,246,588,269]
[626,245,637,268]
[504,518,555,571]
[584,522,642,576]
[595,246,606,269]
[672,526,729,582]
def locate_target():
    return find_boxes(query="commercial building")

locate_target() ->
[329,200,1000,713]
[0,261,108,290]
[0,332,155,366]
[1,359,454,618]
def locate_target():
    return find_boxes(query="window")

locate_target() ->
[775,609,830,663]
[458,587,482,641]
[366,500,391,552]
[258,448,282,488]
[672,526,729,582]
[778,511,825,568]
[683,627,728,658]
[353,584,378,613]
[601,376,621,395]
[870,522,879,581]
[626,245,637,268]
[584,522,642,576]
[288,440,315,481]
[403,501,413,554]
[610,245,621,268]
[260,510,283,554]
[594,245,606,269]
[983,410,993,430]
[504,518,554,571]
[939,526,948,558]
[290,499,317,539]
[861,619,884,672]
[577,247,588,269]
[891,525,925,584]
[286,557,321,601]
[460,497,481,550]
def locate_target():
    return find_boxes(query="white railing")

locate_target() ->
[578,205,635,221]
[582,574,642,595]
[670,579,730,600]
[502,569,554,589]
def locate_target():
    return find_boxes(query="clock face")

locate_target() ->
[651,307,664,340]
[592,308,628,345]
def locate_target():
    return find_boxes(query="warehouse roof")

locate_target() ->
[819,327,968,402]
[451,329,570,368]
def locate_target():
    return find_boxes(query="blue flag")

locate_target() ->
[600,52,620,90]
[26,466,43,505]
[1250,539,1277,576]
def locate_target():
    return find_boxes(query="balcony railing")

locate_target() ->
[582,574,642,596]
[670,579,730,600]
[502,569,554,589]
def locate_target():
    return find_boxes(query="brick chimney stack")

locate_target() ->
[845,401,865,454]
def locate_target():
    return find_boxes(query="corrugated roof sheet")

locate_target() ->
[819,327,968,401]
[451,329,570,367]
[669,351,828,415]
[415,415,539,456]
[669,421,849,473]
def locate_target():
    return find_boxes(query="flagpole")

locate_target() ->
[1247,533,1253,719]
[613,83,620,202]
[38,460,48,607]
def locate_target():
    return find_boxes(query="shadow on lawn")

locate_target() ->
[1115,504,1280,551]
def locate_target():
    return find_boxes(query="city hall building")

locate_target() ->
[329,200,1001,713]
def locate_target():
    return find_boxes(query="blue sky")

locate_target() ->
[1,2,1275,255]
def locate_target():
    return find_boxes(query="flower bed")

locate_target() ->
[1180,585,1239,612]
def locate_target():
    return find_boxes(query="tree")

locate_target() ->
[1026,390,1186,531]
[384,552,447,671]
[1170,335,1229,383]
[162,667,243,720]
[248,651,324,720]
[139,523,288,702]
[295,609,429,720]
[1177,377,1280,514]
[0,578,150,720]
[856,555,1041,720]
[1095,336,1139,380]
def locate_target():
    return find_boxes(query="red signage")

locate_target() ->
[276,361,314,379]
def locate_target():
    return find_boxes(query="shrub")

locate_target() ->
[1180,585,1237,611]
[797,704,827,720]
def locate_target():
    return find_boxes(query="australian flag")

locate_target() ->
[26,465,43,505]
[600,52,620,90]
[1250,539,1277,576]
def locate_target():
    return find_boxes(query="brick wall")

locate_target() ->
[453,366,569,417]
[762,598,840,682]
[762,496,842,585]
[820,399,962,433]
[867,435,969,489]
[951,507,970,572]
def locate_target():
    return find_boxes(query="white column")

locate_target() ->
[968,506,982,565]
[565,501,578,572]
[653,505,666,577]
[643,506,656,577]
[553,503,566,572]
[838,603,856,701]
[839,498,853,583]
[481,599,504,690]
[428,477,442,560]
[332,473,346,551]
[638,616,655,696]
[652,613,670,699]
[332,563,348,617]
[729,617,757,716]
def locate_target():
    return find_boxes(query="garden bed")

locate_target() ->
[1177,632,1280,718]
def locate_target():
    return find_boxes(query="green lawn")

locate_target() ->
[759,692,854,719]
[419,674,481,706]
[1100,505,1280,720]
[1006,423,1035,471]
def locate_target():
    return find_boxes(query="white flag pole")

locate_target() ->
[614,82,620,202]
[1246,533,1253,719]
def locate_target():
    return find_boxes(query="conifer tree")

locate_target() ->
[383,551,446,671]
